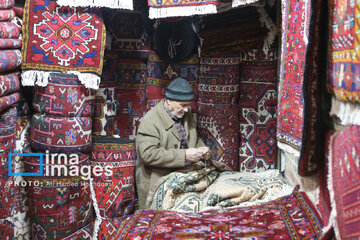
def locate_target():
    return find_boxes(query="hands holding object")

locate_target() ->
[185,147,211,163]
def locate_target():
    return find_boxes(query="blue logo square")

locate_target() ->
[8,151,43,176]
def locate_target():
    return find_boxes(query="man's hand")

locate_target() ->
[186,148,205,162]
[199,147,211,160]
[186,147,211,162]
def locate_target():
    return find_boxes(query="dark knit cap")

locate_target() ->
[165,78,194,101]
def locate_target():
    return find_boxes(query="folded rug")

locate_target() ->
[0,22,19,39]
[13,4,23,16]
[23,149,93,239]
[148,0,217,19]
[0,0,14,9]
[33,73,95,117]
[116,188,322,240]
[0,50,21,73]
[0,9,14,21]
[13,99,31,239]
[0,92,20,111]
[0,132,15,219]
[0,106,16,136]
[21,0,106,89]
[147,161,290,213]
[0,72,20,97]
[0,39,21,49]
[31,114,92,153]
[26,177,94,239]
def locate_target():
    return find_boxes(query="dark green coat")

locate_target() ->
[135,99,206,209]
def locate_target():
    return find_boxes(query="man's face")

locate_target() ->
[166,99,192,118]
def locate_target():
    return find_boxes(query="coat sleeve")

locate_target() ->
[195,136,206,148]
[137,121,186,168]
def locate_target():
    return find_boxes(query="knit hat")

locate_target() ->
[165,78,194,101]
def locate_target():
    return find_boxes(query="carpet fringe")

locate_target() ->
[232,0,260,8]
[22,70,100,90]
[21,70,51,87]
[330,96,360,126]
[256,5,277,56]
[327,132,340,240]
[67,71,100,90]
[56,0,133,9]
[149,4,217,19]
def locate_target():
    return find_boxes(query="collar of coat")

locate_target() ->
[156,99,191,131]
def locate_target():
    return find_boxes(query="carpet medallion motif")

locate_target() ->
[239,48,277,172]
[21,0,106,89]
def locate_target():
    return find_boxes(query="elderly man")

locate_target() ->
[135,77,210,209]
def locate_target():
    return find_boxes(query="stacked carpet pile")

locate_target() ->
[27,73,96,239]
[0,0,22,238]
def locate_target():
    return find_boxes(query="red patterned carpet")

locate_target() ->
[115,188,322,239]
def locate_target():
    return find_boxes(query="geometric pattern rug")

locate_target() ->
[327,0,360,103]
[114,188,323,239]
[21,0,105,89]
[239,48,278,172]
[91,136,136,219]
[328,125,360,239]
[277,0,311,156]
[197,54,240,171]
[116,59,147,140]
[277,0,323,176]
